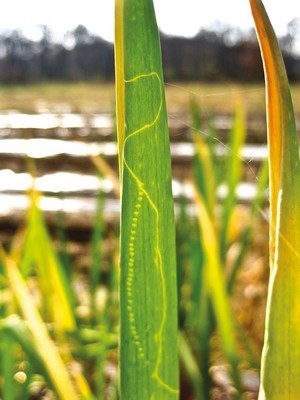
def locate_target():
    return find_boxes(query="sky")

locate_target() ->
[0,0,299,48]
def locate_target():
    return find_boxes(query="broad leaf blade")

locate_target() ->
[249,1,300,398]
[115,1,179,399]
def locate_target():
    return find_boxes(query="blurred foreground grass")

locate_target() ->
[0,93,270,398]
[1,81,300,115]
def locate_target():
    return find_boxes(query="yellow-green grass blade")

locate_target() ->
[115,0,125,176]
[90,154,120,198]
[115,0,179,398]
[1,332,16,400]
[191,99,215,215]
[0,247,80,400]
[176,194,203,329]
[249,0,300,398]
[0,315,79,398]
[219,103,246,261]
[55,201,71,277]
[90,188,105,323]
[22,190,76,331]
[193,190,241,392]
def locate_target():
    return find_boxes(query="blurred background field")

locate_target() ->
[1,80,300,114]
[0,78,274,399]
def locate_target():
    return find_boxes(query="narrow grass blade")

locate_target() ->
[55,202,71,278]
[115,0,179,398]
[90,188,105,322]
[227,157,269,293]
[115,0,125,175]
[175,194,190,328]
[0,247,79,400]
[0,315,63,396]
[191,100,215,214]
[22,190,76,331]
[178,331,205,400]
[0,315,48,372]
[249,1,300,398]
[1,333,16,400]
[90,154,120,198]
[193,190,241,392]
[176,194,214,396]
[219,103,246,261]
[176,194,203,329]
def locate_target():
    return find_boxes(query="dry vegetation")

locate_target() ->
[0,81,300,116]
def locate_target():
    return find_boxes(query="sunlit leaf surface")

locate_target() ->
[250,0,300,398]
[115,0,179,398]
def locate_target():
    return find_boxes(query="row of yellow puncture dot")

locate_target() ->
[126,189,145,358]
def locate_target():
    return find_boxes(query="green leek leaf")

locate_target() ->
[115,0,179,398]
[250,1,300,398]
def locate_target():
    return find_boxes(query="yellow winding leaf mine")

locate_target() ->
[123,72,177,395]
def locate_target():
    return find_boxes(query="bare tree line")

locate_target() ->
[0,23,299,83]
